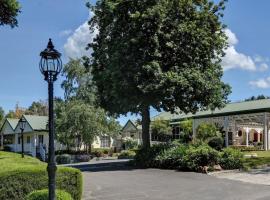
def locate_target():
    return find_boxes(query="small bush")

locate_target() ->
[196,123,220,141]
[182,144,219,171]
[56,154,71,164]
[26,189,72,200]
[208,137,224,151]
[55,150,88,155]
[155,145,188,169]
[118,150,136,159]
[123,138,138,150]
[219,148,244,170]
[75,154,91,163]
[92,148,113,157]
[0,166,82,200]
[179,131,193,144]
[133,143,176,167]
[3,146,12,152]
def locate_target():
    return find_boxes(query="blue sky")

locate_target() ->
[1,0,270,125]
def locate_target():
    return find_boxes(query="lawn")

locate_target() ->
[0,151,82,200]
[0,151,45,173]
[243,151,270,169]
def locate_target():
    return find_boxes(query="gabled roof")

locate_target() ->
[152,99,270,122]
[6,118,19,130]
[122,120,142,132]
[22,115,48,131]
[0,118,19,133]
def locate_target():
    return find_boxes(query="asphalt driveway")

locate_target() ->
[72,160,270,200]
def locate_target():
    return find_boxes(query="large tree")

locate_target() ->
[0,0,20,28]
[56,58,121,151]
[25,100,48,116]
[89,0,231,148]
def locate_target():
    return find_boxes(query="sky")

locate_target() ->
[1,0,270,125]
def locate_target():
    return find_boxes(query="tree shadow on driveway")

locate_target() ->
[66,160,140,172]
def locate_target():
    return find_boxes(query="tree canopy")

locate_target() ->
[25,100,48,116]
[0,106,4,124]
[89,0,231,148]
[0,0,20,28]
[56,58,121,151]
[245,95,269,102]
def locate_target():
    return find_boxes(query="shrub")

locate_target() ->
[196,123,220,141]
[0,166,82,200]
[118,150,136,159]
[3,146,12,152]
[92,148,113,157]
[208,137,224,151]
[155,145,188,169]
[219,148,244,170]
[75,154,91,163]
[56,154,71,164]
[26,189,73,200]
[55,150,88,155]
[91,149,104,157]
[133,143,175,167]
[182,144,219,171]
[123,138,138,150]
[179,131,193,144]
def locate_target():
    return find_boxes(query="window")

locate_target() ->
[38,135,44,144]
[100,136,110,148]
[27,136,31,144]
[172,127,181,140]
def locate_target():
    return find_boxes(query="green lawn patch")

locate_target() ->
[0,151,82,200]
[243,151,270,169]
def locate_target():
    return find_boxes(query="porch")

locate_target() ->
[191,112,270,150]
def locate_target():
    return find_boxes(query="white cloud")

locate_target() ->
[254,55,269,63]
[249,77,270,89]
[222,29,257,71]
[59,29,72,37]
[64,12,98,58]
[259,63,269,72]
[225,29,238,46]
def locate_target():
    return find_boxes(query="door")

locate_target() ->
[228,132,233,145]
[38,135,44,145]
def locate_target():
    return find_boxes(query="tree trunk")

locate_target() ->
[141,105,151,149]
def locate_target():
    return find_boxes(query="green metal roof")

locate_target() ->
[6,118,19,130]
[152,99,270,122]
[23,115,48,131]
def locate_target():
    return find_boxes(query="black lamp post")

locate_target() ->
[18,118,27,158]
[39,38,62,200]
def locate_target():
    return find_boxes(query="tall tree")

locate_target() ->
[56,58,121,151]
[0,0,21,28]
[25,100,48,116]
[61,57,96,104]
[88,0,231,148]
[56,100,121,152]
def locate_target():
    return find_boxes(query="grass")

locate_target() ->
[0,151,82,200]
[0,151,45,173]
[243,151,270,169]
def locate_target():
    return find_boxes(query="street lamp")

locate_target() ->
[18,118,27,158]
[39,38,62,200]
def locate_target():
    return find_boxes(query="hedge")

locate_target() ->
[26,189,73,200]
[0,166,82,200]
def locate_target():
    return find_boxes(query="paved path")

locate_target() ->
[71,160,270,200]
